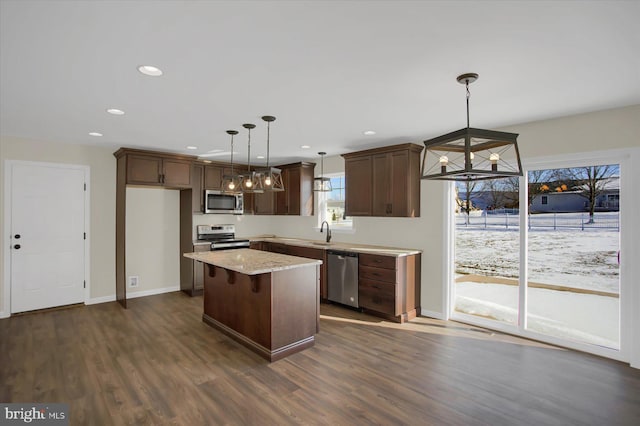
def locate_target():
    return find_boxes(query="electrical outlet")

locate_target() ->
[128,276,139,288]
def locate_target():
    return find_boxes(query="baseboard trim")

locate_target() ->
[85,285,180,306]
[86,295,117,305]
[0,310,9,319]
[420,309,445,320]
[127,285,180,300]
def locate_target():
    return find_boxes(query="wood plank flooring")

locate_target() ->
[1,292,639,425]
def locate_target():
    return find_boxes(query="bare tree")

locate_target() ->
[482,179,506,210]
[575,165,618,223]
[456,180,480,225]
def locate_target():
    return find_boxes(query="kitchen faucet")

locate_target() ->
[320,221,331,243]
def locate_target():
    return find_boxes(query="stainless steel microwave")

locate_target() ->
[203,190,244,214]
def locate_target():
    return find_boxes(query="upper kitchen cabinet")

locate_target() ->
[275,162,316,216]
[203,165,223,190]
[114,148,194,189]
[253,191,275,215]
[343,155,372,216]
[342,143,423,217]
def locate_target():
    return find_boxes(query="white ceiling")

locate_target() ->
[1,0,639,165]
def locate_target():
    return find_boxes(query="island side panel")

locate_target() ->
[203,265,272,349]
[271,265,319,350]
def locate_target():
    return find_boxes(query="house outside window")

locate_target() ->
[318,174,353,230]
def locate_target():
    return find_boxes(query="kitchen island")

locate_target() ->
[183,249,322,361]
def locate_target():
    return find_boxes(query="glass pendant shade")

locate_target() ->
[260,167,285,191]
[257,115,285,192]
[239,170,264,193]
[313,151,332,192]
[313,177,332,192]
[421,73,522,181]
[221,130,242,193]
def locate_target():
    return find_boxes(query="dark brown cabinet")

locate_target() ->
[275,162,315,216]
[192,164,204,213]
[344,156,372,216]
[253,192,275,215]
[123,152,192,188]
[343,143,422,217]
[203,165,223,190]
[358,252,421,323]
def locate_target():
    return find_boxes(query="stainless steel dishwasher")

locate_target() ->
[327,250,359,308]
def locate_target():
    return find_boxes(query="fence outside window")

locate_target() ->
[456,210,620,231]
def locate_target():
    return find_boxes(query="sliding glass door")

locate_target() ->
[525,165,620,349]
[454,179,520,325]
[452,157,622,356]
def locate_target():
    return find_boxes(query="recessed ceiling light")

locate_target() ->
[137,65,163,76]
[186,146,198,150]
[300,145,311,149]
[89,132,103,137]
[107,108,125,115]
[256,155,265,159]
[363,130,376,136]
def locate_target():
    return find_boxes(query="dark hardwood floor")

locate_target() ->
[1,292,639,425]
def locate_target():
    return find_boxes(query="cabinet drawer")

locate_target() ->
[359,279,396,316]
[268,243,289,255]
[359,265,396,283]
[288,246,323,260]
[358,253,396,270]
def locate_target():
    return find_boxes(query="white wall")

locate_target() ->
[125,188,180,294]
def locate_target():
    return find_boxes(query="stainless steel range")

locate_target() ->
[196,224,250,250]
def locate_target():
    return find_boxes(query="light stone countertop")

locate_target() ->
[243,235,421,257]
[183,248,322,275]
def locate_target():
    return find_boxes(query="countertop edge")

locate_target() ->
[184,250,322,276]
[242,236,421,257]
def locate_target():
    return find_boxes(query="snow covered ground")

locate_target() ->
[454,213,620,348]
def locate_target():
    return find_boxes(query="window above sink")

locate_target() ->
[317,173,354,232]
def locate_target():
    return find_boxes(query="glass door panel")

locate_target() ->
[454,179,520,325]
[526,165,620,349]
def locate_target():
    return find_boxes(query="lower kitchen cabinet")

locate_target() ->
[259,242,328,300]
[358,252,421,323]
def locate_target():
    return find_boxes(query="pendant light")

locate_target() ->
[257,115,285,192]
[421,73,522,181]
[220,130,241,193]
[313,152,332,192]
[239,123,264,193]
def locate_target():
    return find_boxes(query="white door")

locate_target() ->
[10,162,86,313]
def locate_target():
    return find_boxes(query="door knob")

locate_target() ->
[14,234,20,239]
[13,244,21,249]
